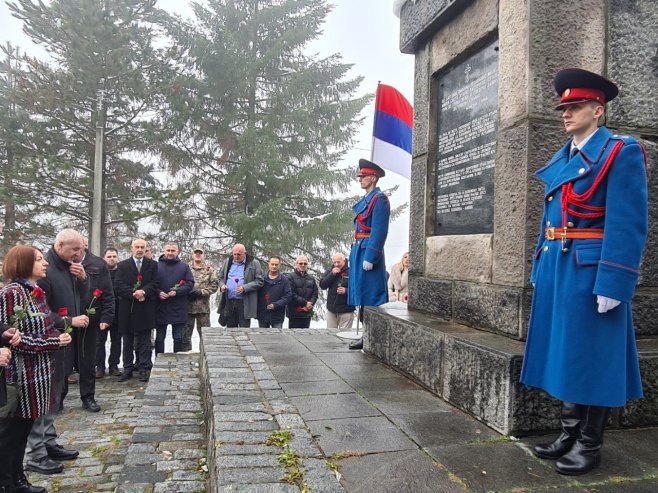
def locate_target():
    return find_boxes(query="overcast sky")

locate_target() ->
[0,0,415,267]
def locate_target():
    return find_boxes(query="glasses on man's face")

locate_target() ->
[297,262,308,266]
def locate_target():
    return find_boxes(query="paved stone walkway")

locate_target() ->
[28,354,207,493]
[22,328,658,493]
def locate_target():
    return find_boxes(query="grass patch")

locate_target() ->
[266,430,293,447]
[90,444,109,458]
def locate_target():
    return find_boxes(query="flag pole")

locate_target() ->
[370,81,381,161]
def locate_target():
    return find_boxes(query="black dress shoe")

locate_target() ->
[348,338,363,350]
[109,366,122,376]
[46,443,79,461]
[82,397,101,413]
[118,371,133,382]
[14,473,46,493]
[138,370,150,382]
[25,456,64,475]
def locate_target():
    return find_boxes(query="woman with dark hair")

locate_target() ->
[0,245,72,493]
[388,252,409,302]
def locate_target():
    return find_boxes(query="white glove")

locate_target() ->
[597,295,621,313]
[363,260,374,271]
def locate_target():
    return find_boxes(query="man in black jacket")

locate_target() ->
[257,256,292,328]
[96,248,122,378]
[286,256,318,329]
[319,253,355,329]
[77,243,114,412]
[27,229,89,475]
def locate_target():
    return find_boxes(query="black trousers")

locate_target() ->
[0,417,34,486]
[96,323,121,370]
[122,330,152,373]
[73,322,99,400]
[225,299,250,328]
[288,317,311,329]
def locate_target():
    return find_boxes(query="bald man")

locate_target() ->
[217,244,264,327]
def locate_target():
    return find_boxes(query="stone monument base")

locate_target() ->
[363,304,658,435]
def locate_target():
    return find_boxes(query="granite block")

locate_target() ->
[429,0,498,74]
[407,276,451,317]
[607,0,658,130]
[409,154,429,276]
[389,319,443,395]
[528,0,606,118]
[413,43,430,157]
[425,234,493,282]
[453,282,521,337]
[442,336,516,433]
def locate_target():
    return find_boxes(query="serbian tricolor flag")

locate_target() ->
[371,83,413,179]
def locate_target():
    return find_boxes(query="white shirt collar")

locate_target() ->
[571,127,599,153]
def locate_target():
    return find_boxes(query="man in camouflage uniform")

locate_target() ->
[182,246,219,352]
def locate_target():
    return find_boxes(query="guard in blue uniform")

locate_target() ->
[347,159,390,350]
[520,68,649,475]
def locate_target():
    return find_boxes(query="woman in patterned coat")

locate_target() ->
[0,245,72,493]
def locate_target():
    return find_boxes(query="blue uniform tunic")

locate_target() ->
[348,187,390,307]
[520,127,648,407]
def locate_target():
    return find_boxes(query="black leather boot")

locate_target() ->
[533,402,581,459]
[555,405,608,475]
[14,473,46,493]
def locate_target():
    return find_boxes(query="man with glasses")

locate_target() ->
[217,244,264,327]
[286,256,318,329]
[348,159,390,350]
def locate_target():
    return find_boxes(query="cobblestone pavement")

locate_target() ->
[27,354,208,493]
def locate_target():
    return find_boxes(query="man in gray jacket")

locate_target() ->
[217,244,263,327]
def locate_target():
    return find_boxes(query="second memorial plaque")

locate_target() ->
[434,38,499,235]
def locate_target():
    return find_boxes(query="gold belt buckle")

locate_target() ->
[546,227,555,240]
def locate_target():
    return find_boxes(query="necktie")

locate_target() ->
[570,147,579,160]
[136,259,142,272]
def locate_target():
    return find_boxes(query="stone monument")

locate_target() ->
[365,0,658,434]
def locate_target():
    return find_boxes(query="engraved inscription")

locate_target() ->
[434,39,499,235]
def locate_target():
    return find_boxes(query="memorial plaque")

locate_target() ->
[434,38,499,235]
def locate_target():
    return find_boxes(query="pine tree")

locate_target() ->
[160,0,371,268]
[3,0,181,250]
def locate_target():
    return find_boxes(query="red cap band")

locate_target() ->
[357,168,378,177]
[559,87,606,106]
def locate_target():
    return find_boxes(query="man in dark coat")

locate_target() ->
[521,69,649,476]
[76,245,114,412]
[348,159,390,350]
[96,248,122,378]
[27,229,89,475]
[155,243,194,355]
[114,238,159,383]
[319,253,355,329]
[286,256,318,329]
[257,256,292,328]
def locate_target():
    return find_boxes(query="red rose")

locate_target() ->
[179,280,186,285]
[137,275,143,281]
[58,307,68,317]
[265,294,271,301]
[93,288,103,298]
[341,272,347,277]
[296,306,303,313]
[234,278,239,283]
[32,287,46,299]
